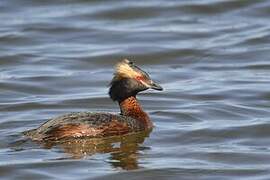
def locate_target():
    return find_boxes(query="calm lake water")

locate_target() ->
[1,0,270,179]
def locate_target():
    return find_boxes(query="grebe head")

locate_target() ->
[109,59,163,102]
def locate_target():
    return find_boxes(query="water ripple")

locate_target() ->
[1,0,270,179]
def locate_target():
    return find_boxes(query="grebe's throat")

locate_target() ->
[119,96,153,129]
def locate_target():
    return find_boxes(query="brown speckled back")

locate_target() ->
[24,112,145,141]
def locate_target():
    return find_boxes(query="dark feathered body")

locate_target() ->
[24,112,145,141]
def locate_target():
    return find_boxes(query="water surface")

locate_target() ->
[1,0,270,179]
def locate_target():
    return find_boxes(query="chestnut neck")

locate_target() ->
[119,96,153,129]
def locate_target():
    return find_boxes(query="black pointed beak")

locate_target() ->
[150,81,163,91]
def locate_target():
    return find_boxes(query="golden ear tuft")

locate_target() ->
[114,59,140,79]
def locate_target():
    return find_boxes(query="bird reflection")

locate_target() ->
[39,130,151,170]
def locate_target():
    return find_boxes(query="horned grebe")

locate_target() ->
[24,59,163,141]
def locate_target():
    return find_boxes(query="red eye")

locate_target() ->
[135,76,145,81]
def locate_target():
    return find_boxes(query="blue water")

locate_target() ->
[1,0,270,179]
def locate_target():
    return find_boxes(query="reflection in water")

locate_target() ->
[38,130,151,170]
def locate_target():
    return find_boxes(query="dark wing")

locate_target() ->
[24,112,144,141]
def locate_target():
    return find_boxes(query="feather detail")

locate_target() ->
[114,59,140,80]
